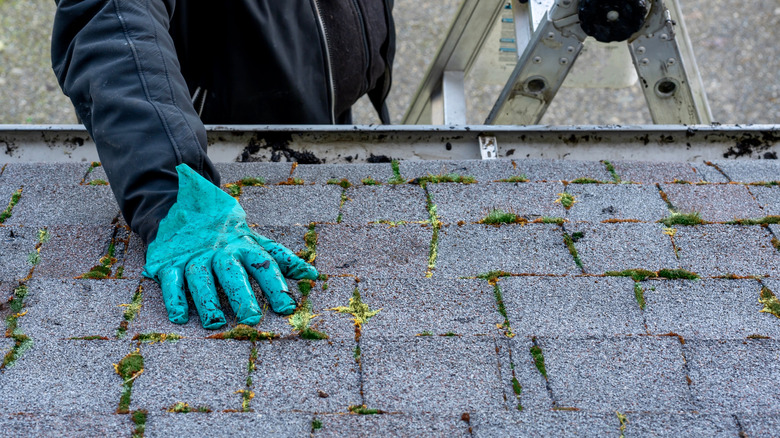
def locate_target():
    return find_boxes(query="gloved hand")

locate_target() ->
[143,163,318,329]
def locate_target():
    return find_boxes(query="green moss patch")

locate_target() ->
[529,340,547,379]
[605,269,657,282]
[570,177,606,184]
[361,177,381,186]
[115,349,144,414]
[498,175,529,183]
[759,287,780,319]
[388,159,406,184]
[131,410,147,438]
[0,187,22,224]
[133,333,183,343]
[278,177,305,185]
[349,405,384,415]
[297,224,318,263]
[556,193,576,209]
[726,215,780,225]
[602,160,621,183]
[415,173,476,185]
[481,209,520,225]
[659,212,706,226]
[657,269,700,280]
[206,325,277,341]
[289,301,329,340]
[633,283,646,310]
[327,178,352,189]
[331,288,380,327]
[563,232,584,271]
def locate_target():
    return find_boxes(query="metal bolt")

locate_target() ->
[547,32,556,40]
[667,58,676,66]
[640,58,650,65]
[660,33,669,40]
[567,46,575,53]
[559,57,569,65]
[636,46,646,54]
[533,56,542,64]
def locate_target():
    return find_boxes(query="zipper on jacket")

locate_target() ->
[350,0,371,92]
[311,0,336,124]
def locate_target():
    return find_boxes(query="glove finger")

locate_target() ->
[212,253,263,326]
[158,267,189,324]
[260,241,319,280]
[242,248,297,315]
[184,256,227,329]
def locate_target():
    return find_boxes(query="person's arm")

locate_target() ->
[51,0,317,329]
[51,0,217,244]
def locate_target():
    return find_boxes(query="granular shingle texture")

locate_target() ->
[250,338,361,412]
[292,163,395,184]
[501,276,645,337]
[131,340,251,412]
[685,340,780,414]
[241,185,341,225]
[5,184,119,228]
[623,413,739,437]
[643,279,780,339]
[747,185,780,215]
[505,159,613,183]
[429,182,566,224]
[659,183,763,222]
[340,185,428,224]
[566,183,669,222]
[0,226,38,280]
[35,225,114,279]
[499,337,553,413]
[738,414,780,437]
[144,412,311,437]
[215,162,294,186]
[472,412,617,437]
[565,223,680,274]
[609,160,701,184]
[362,336,504,414]
[538,337,693,412]
[399,159,518,183]
[0,413,133,438]
[435,224,579,277]
[358,278,502,339]
[708,160,780,183]
[674,225,780,277]
[312,413,471,437]
[19,278,139,339]
[0,340,132,414]
[690,163,730,183]
[316,224,431,278]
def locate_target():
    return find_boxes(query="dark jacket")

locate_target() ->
[51,0,395,244]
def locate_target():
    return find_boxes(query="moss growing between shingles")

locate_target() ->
[387,159,405,184]
[236,390,255,412]
[297,223,318,263]
[298,279,314,297]
[132,333,183,343]
[497,175,529,183]
[659,212,705,226]
[166,402,211,413]
[424,189,442,277]
[759,286,780,319]
[657,269,699,280]
[312,419,323,430]
[117,285,143,338]
[511,376,523,411]
[115,349,144,414]
[87,179,109,186]
[206,325,277,341]
[602,160,621,183]
[476,270,513,284]
[492,282,514,338]
[529,339,547,380]
[331,288,381,327]
[278,177,305,186]
[289,301,329,340]
[131,410,147,438]
[416,331,433,337]
[481,209,520,225]
[77,241,118,279]
[556,193,576,209]
[361,177,381,186]
[0,187,22,223]
[348,405,384,415]
[226,184,242,199]
[415,173,476,185]
[2,331,31,370]
[772,237,780,252]
[240,177,266,187]
[633,282,646,310]
[726,216,780,225]
[747,334,770,339]
[327,178,352,189]
[570,177,606,184]
[616,411,628,438]
[562,232,584,271]
[605,269,657,282]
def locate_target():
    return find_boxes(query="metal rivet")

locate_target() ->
[636,46,646,54]
[559,57,568,65]
[567,46,575,53]
[640,58,650,65]
[533,56,542,64]
[660,33,669,40]
[667,58,676,66]
[547,32,556,39]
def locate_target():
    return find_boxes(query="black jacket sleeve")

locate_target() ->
[51,0,219,244]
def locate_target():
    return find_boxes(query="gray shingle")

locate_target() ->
[644,279,780,339]
[566,183,669,222]
[609,160,700,184]
[659,183,763,222]
[623,413,739,437]
[538,337,693,412]
[0,340,133,414]
[5,182,119,228]
[340,185,428,224]
[241,185,341,225]
[0,163,87,187]
[312,413,471,437]
[399,159,518,183]
[0,226,38,280]
[250,338,361,413]
[435,224,580,277]
[19,278,139,339]
[502,276,646,337]
[472,412,617,437]
[317,224,431,278]
[747,185,780,215]
[500,338,553,413]
[358,278,502,339]
[510,159,613,183]
[35,225,115,279]
[708,160,780,183]
[361,336,504,414]
[566,223,680,274]
[130,340,251,412]
[0,337,14,359]
[144,412,311,438]
[690,163,730,183]
[292,163,395,184]
[429,182,566,224]
[738,414,780,437]
[685,340,780,414]
[215,162,294,186]
[0,413,132,438]
[674,225,780,277]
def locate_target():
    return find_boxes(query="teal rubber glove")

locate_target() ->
[143,163,318,329]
